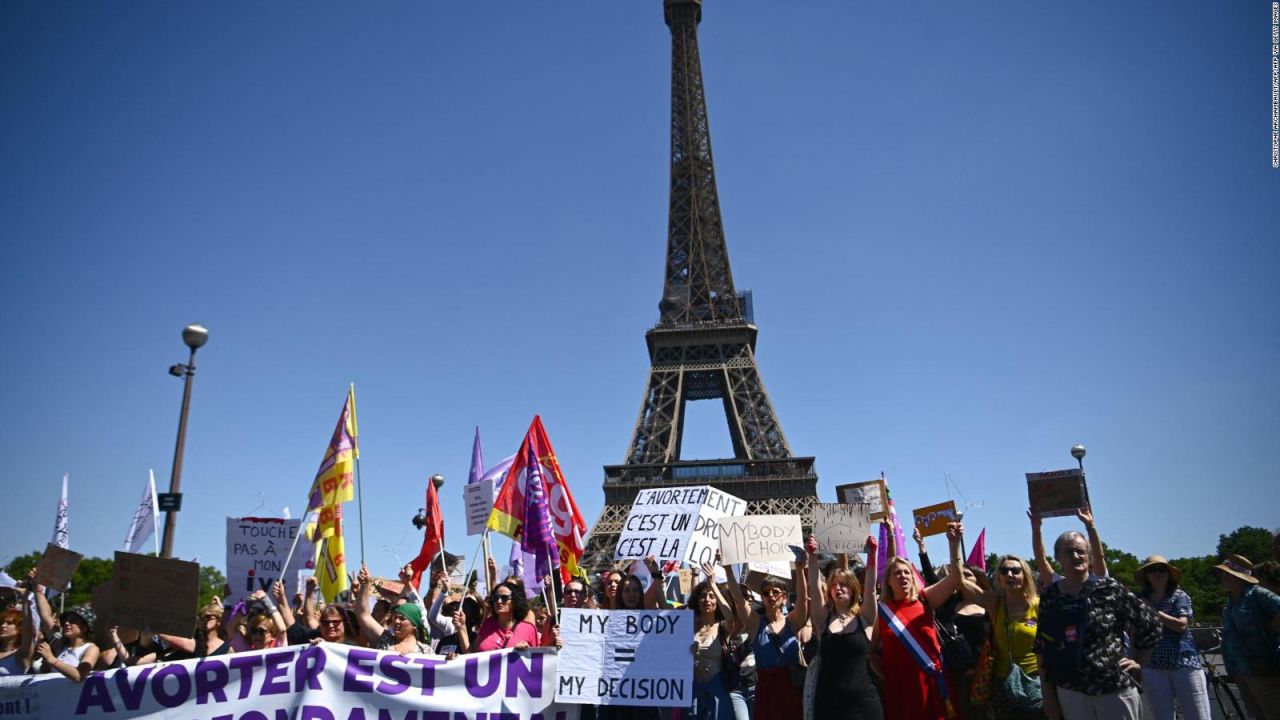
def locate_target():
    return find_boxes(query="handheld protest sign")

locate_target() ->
[717,515,802,565]
[1026,469,1087,519]
[113,552,201,638]
[225,517,315,605]
[556,608,693,707]
[32,543,82,590]
[464,479,497,536]
[812,502,874,554]
[835,479,888,521]
[743,560,793,593]
[912,500,958,537]
[614,485,746,565]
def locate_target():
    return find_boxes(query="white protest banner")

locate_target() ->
[0,643,577,720]
[226,517,316,604]
[464,478,497,536]
[812,502,874,554]
[613,486,746,565]
[717,515,803,565]
[557,608,692,707]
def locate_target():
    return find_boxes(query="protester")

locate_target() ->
[878,521,965,720]
[727,558,808,720]
[355,564,432,654]
[471,580,539,651]
[228,588,288,651]
[33,601,100,682]
[0,607,34,675]
[1028,508,1108,589]
[1215,554,1280,719]
[1036,530,1160,720]
[687,565,740,720]
[913,526,989,719]
[245,612,286,651]
[600,570,625,609]
[979,555,1041,720]
[157,597,232,658]
[1135,556,1209,720]
[806,534,882,720]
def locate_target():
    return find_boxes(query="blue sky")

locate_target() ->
[2,1,1277,580]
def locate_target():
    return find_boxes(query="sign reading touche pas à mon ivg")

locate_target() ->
[556,609,693,707]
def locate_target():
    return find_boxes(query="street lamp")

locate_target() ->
[410,475,446,529]
[160,324,208,558]
[1071,444,1086,471]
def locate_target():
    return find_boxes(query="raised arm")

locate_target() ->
[805,535,828,632]
[37,638,99,682]
[1028,509,1055,589]
[1076,506,1108,578]
[645,557,673,610]
[271,581,296,630]
[353,564,386,644]
[787,549,810,633]
[28,575,57,641]
[914,526,938,586]
[860,535,880,633]
[884,513,898,560]
[723,562,750,636]
[702,565,738,634]
[921,523,964,609]
[301,577,320,630]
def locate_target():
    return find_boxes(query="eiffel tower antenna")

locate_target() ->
[580,0,819,575]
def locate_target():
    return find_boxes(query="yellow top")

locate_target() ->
[994,596,1040,679]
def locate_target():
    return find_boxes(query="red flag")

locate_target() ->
[487,416,588,583]
[966,528,987,571]
[409,477,445,591]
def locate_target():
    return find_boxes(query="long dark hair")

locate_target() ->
[618,574,647,610]
[490,582,531,625]
[688,580,728,621]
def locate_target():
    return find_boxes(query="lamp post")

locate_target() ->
[159,324,208,559]
[1071,444,1086,471]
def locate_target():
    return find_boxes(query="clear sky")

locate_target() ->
[2,1,1277,580]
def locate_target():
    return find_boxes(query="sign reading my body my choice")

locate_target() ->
[614,486,746,565]
[556,609,693,707]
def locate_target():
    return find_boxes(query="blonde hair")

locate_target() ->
[995,555,1039,606]
[826,568,863,614]
[884,557,919,603]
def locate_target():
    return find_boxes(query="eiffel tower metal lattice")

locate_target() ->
[580,0,818,577]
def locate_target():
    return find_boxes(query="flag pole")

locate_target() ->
[280,517,309,597]
[350,384,366,565]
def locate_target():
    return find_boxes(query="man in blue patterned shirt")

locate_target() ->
[1216,554,1280,719]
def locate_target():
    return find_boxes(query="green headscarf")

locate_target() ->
[393,602,426,639]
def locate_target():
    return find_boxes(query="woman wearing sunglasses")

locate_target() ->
[472,581,539,652]
[1136,556,1209,720]
[980,555,1041,719]
[156,598,232,659]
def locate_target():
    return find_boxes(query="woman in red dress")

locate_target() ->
[877,522,966,719]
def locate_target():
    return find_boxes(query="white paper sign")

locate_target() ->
[464,479,497,536]
[812,502,874,554]
[717,515,803,564]
[614,486,746,565]
[556,609,693,707]
[225,517,316,604]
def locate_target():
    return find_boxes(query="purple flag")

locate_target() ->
[468,427,485,485]
[519,441,559,580]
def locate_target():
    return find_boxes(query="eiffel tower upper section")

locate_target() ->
[581,0,818,574]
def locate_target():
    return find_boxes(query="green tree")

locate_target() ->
[1216,526,1276,565]
[1102,545,1142,592]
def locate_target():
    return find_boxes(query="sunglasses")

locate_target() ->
[765,589,787,598]
[250,628,271,637]
[321,619,344,627]
[1146,566,1169,574]
[202,614,221,621]
[564,588,585,596]
[492,595,513,603]
[998,567,1023,576]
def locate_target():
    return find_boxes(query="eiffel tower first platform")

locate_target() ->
[580,0,818,576]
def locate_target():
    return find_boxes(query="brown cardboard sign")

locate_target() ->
[1026,469,1087,519]
[835,480,888,521]
[912,501,959,537]
[113,552,201,638]
[33,543,83,590]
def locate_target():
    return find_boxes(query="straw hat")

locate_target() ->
[1213,554,1259,585]
[1136,556,1182,584]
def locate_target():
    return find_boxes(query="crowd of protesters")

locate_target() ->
[2,508,1278,720]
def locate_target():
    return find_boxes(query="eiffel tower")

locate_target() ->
[580,0,818,576]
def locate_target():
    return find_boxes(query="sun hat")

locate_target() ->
[1213,554,1259,585]
[59,605,96,635]
[1136,555,1182,584]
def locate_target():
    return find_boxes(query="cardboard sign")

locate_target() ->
[113,552,200,637]
[912,500,958,537]
[717,515,803,565]
[812,502,874,554]
[464,479,497,536]
[225,517,316,604]
[32,543,82,590]
[835,479,888,521]
[556,609,693,707]
[614,486,746,566]
[744,560,793,592]
[1027,469,1087,519]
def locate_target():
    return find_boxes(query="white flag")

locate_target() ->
[51,474,69,549]
[123,470,160,554]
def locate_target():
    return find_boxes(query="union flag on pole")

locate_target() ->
[487,416,588,584]
[305,387,358,601]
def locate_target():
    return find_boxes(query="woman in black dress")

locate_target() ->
[805,533,883,720]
